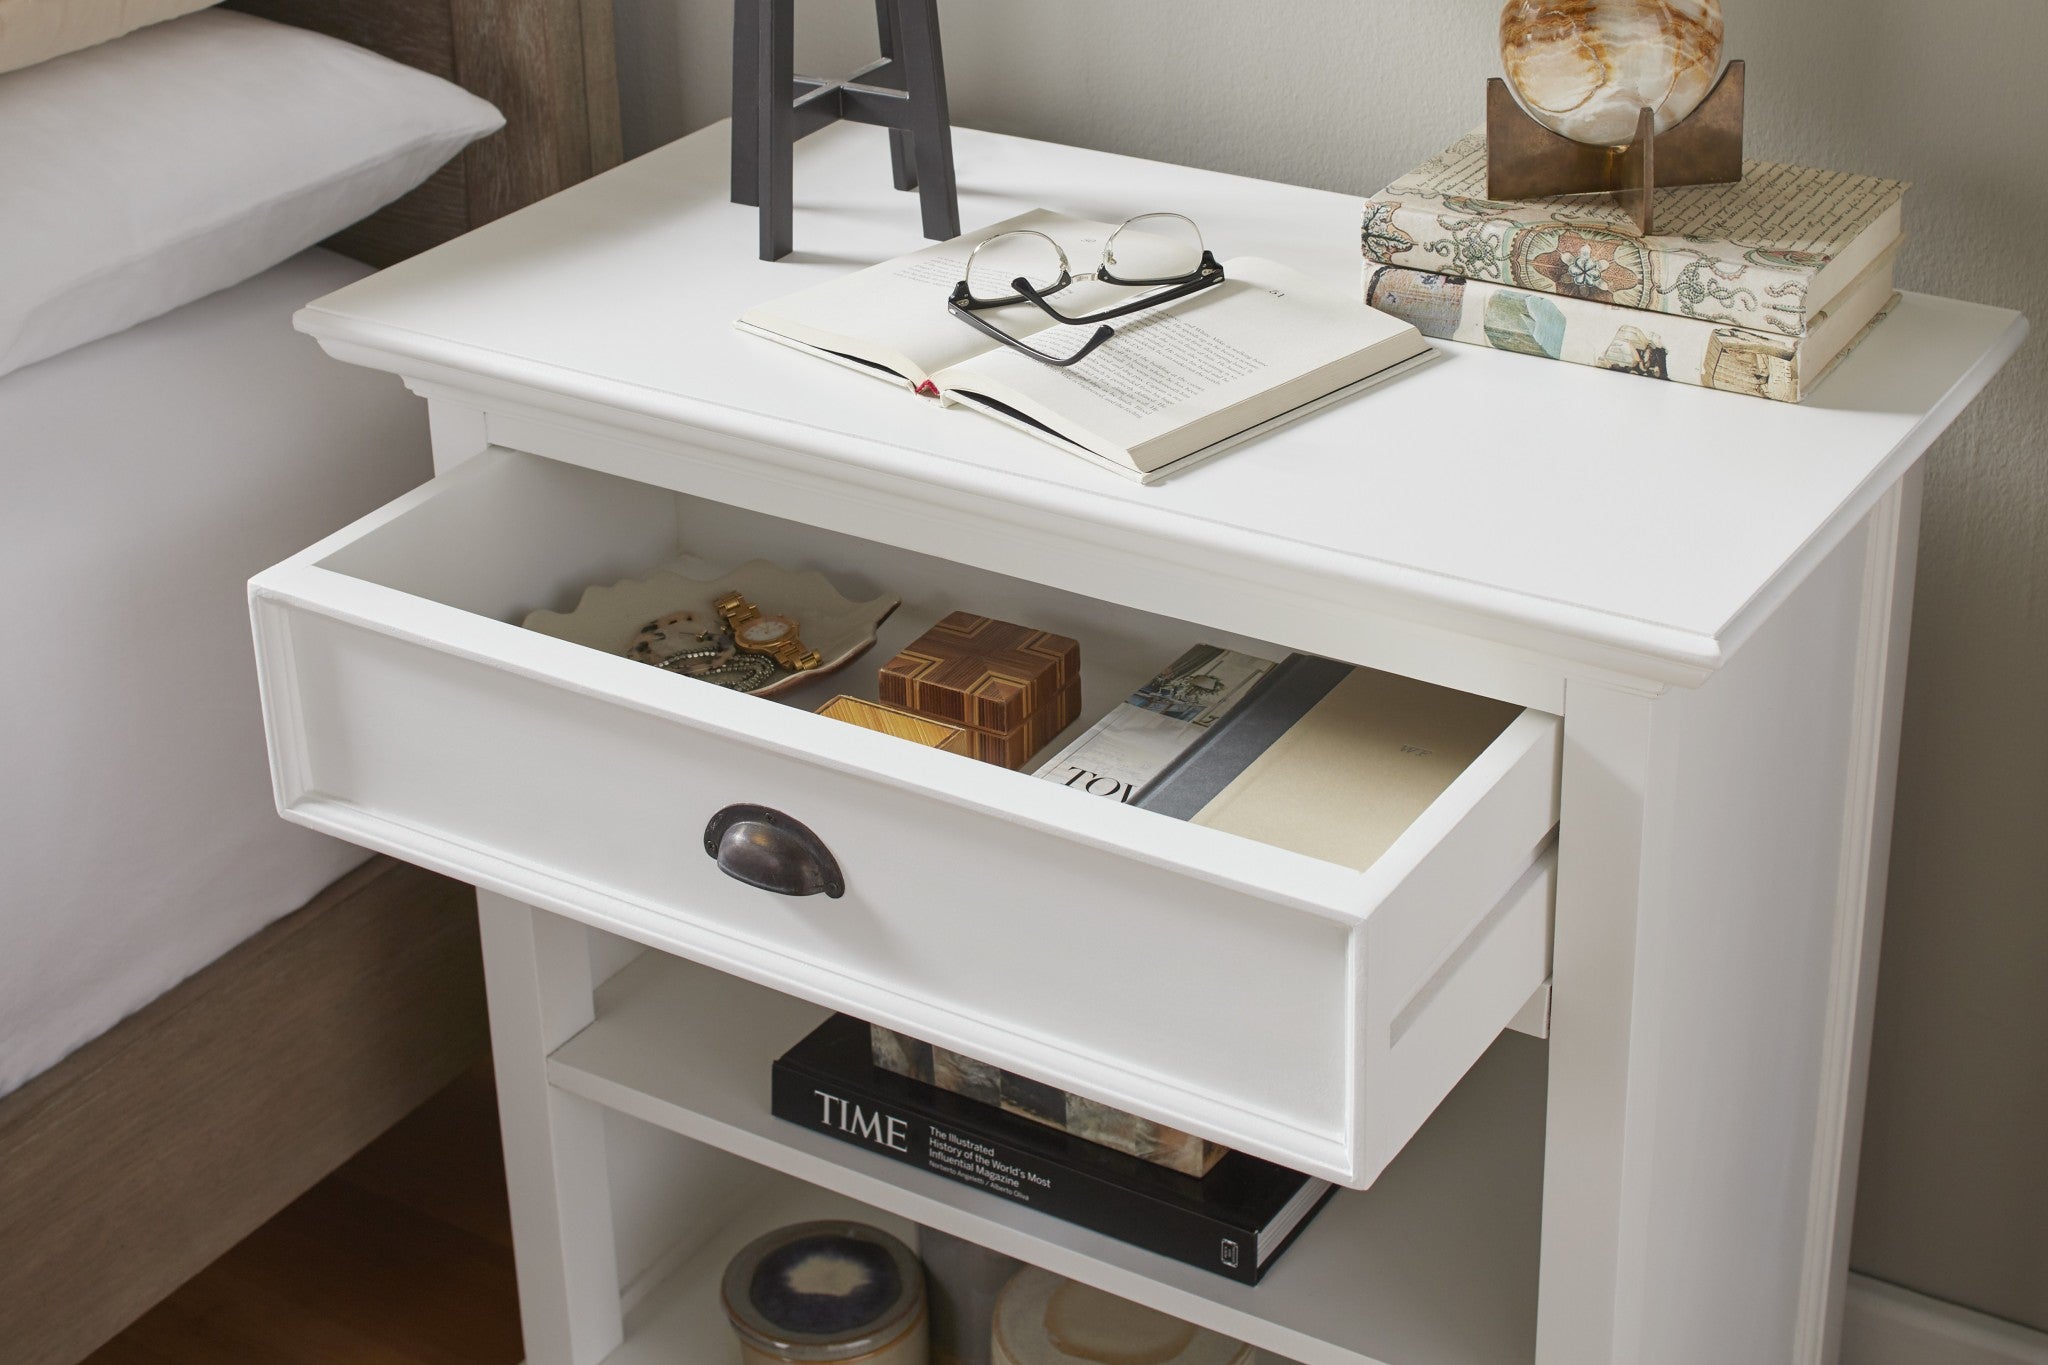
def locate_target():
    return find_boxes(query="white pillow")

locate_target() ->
[0,8,503,379]
[0,0,218,75]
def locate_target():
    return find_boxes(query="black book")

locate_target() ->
[772,1014,1335,1285]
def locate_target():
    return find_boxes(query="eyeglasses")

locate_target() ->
[947,213,1225,367]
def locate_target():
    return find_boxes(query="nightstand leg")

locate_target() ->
[1536,689,1660,1365]
[421,393,489,475]
[1537,483,1921,1365]
[478,891,623,1365]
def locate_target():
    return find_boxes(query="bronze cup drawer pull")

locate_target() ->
[703,804,845,898]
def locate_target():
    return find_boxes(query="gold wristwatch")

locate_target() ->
[713,591,821,671]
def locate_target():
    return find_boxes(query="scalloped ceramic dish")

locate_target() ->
[522,557,900,698]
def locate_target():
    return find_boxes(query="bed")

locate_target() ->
[0,4,619,1361]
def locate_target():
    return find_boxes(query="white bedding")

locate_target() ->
[0,9,503,379]
[0,248,435,1095]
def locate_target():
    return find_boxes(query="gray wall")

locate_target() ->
[613,0,2048,1332]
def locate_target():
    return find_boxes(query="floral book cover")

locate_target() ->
[1361,132,1907,335]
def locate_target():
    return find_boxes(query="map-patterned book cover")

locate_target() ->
[1365,262,1900,403]
[1361,133,1907,335]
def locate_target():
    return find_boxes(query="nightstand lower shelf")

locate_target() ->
[550,951,1545,1365]
[600,1174,1299,1365]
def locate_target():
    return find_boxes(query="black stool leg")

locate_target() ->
[756,0,795,259]
[730,0,760,206]
[873,0,917,191]
[895,0,958,240]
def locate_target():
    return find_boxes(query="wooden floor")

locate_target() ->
[85,1063,524,1365]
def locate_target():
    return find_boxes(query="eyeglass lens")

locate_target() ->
[1103,213,1206,284]
[965,231,1067,305]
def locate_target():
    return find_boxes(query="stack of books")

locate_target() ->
[1360,132,1909,402]
[773,1015,1334,1285]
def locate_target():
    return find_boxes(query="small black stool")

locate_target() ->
[731,0,961,261]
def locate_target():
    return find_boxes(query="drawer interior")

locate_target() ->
[319,450,1281,767]
[315,448,1550,883]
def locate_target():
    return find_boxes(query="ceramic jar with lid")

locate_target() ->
[991,1267,1253,1365]
[722,1221,930,1365]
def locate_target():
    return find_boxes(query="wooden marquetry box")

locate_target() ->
[877,613,1081,769]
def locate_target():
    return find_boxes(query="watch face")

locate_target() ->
[736,615,796,646]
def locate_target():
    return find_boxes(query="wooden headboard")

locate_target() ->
[225,0,623,266]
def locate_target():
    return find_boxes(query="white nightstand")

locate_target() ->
[251,121,2024,1365]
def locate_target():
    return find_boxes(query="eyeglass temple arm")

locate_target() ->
[946,299,1113,368]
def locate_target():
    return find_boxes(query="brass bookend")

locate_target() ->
[1485,59,1745,235]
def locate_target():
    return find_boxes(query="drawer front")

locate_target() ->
[252,449,1560,1186]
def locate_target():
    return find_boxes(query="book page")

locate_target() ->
[936,256,1422,469]
[738,209,1130,386]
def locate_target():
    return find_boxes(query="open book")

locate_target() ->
[737,210,1432,482]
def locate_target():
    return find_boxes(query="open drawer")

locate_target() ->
[250,447,1559,1188]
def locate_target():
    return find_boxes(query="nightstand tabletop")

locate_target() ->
[296,121,2025,686]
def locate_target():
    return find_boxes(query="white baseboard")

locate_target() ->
[1844,1274,2048,1365]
